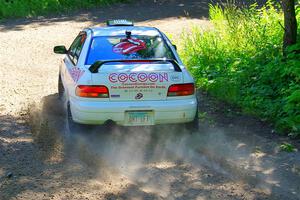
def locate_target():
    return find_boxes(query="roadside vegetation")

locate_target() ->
[180,1,300,137]
[0,0,127,19]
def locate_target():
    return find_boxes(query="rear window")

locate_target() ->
[85,35,175,65]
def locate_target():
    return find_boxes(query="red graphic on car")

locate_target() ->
[69,67,85,82]
[108,73,169,83]
[113,37,146,54]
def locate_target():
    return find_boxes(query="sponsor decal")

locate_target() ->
[113,37,146,54]
[111,94,121,98]
[109,73,169,83]
[171,74,181,82]
[69,67,85,82]
[135,93,143,100]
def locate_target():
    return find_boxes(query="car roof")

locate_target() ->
[87,26,161,37]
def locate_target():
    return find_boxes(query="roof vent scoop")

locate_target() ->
[106,19,134,26]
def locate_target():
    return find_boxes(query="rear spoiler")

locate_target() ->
[89,59,182,73]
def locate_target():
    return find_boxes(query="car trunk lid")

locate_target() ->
[90,62,183,101]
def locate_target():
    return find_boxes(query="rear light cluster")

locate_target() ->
[76,85,109,98]
[76,83,194,98]
[167,83,195,96]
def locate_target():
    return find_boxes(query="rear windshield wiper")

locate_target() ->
[89,59,182,73]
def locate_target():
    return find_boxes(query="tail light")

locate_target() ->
[76,85,109,98]
[167,83,195,96]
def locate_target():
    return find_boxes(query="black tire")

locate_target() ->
[58,75,65,100]
[67,103,90,134]
[184,109,199,132]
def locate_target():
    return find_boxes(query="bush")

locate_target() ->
[0,0,128,19]
[180,0,300,137]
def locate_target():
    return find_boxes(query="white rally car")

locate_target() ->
[54,20,198,131]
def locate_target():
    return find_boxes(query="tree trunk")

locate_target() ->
[282,0,297,53]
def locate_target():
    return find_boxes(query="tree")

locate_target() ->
[281,0,298,52]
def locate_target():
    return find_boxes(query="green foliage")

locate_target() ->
[0,0,128,19]
[180,0,300,136]
[280,142,297,152]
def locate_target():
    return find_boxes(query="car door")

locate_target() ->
[63,32,87,97]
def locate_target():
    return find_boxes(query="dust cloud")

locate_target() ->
[24,93,281,199]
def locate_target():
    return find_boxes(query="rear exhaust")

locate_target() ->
[104,120,116,129]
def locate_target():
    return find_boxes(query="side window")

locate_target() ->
[68,33,86,65]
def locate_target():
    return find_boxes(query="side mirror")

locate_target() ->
[54,45,67,54]
[172,44,177,51]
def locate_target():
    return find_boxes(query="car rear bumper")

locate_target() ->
[70,97,198,126]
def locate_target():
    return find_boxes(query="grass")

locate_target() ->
[0,0,128,19]
[180,0,300,137]
[280,142,297,152]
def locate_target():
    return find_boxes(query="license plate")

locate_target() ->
[125,111,154,126]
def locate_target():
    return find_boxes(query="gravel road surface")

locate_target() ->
[1,0,300,199]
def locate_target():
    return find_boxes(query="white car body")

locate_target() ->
[56,22,197,127]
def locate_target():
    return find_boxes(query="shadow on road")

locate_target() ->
[0,113,63,199]
[0,0,267,32]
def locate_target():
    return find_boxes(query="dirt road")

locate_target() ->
[1,0,300,199]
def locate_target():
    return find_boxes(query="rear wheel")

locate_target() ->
[67,103,91,134]
[58,75,64,100]
[184,109,199,132]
